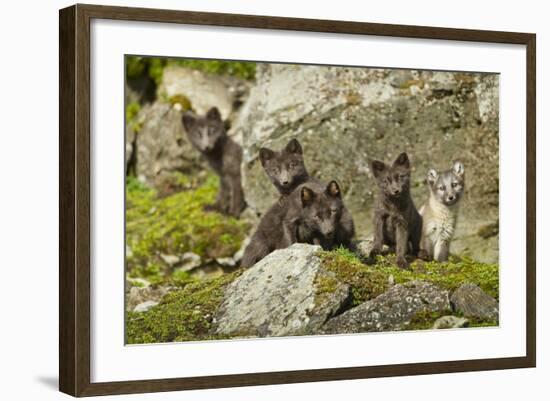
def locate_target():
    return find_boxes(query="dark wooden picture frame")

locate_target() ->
[59,3,536,397]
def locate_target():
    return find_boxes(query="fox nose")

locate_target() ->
[447,195,455,201]
[392,188,401,195]
[282,180,289,186]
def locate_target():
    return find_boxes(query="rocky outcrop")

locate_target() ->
[126,66,251,189]
[322,280,450,334]
[126,281,172,312]
[450,283,499,321]
[129,102,205,187]
[213,244,351,337]
[158,66,250,124]
[233,64,499,263]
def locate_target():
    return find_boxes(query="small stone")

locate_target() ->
[432,315,469,329]
[133,300,159,313]
[216,257,236,267]
[126,276,151,288]
[450,283,499,321]
[160,253,180,267]
[175,252,202,272]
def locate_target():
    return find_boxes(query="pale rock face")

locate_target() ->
[321,280,451,334]
[233,65,499,263]
[213,243,351,337]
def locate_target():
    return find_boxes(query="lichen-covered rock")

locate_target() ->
[126,285,172,312]
[450,283,499,320]
[234,64,499,263]
[322,280,450,334]
[432,315,469,329]
[158,66,250,123]
[133,102,204,187]
[213,244,351,337]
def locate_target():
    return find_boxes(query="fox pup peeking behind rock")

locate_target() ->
[419,161,465,262]
[259,139,355,248]
[240,180,348,268]
[371,152,422,269]
[182,107,245,217]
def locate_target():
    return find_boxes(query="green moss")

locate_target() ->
[125,56,256,85]
[168,94,192,111]
[318,247,389,306]
[402,309,453,331]
[318,247,499,311]
[126,174,250,280]
[373,254,499,300]
[126,271,241,344]
[126,101,143,133]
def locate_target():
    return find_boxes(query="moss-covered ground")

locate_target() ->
[126,173,250,284]
[317,247,499,330]
[126,271,241,344]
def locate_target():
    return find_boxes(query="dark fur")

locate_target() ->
[286,180,355,250]
[259,139,309,195]
[182,107,245,217]
[259,139,355,248]
[370,152,422,269]
[240,197,295,268]
[241,180,354,268]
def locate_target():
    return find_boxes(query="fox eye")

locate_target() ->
[451,182,458,188]
[438,185,445,191]
[289,162,296,169]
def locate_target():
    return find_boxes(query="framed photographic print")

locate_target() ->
[59,3,536,397]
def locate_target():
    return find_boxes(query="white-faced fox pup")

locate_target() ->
[419,161,465,262]
[258,139,355,248]
[240,180,348,268]
[182,107,245,217]
[370,152,422,269]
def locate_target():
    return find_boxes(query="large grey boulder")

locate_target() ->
[131,102,205,187]
[322,280,450,334]
[450,283,499,321]
[158,66,250,124]
[126,67,251,188]
[213,244,351,337]
[234,64,499,263]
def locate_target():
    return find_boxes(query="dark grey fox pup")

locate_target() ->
[259,139,355,248]
[259,139,309,195]
[240,180,349,268]
[240,197,293,268]
[370,152,422,269]
[182,107,245,217]
[290,180,351,250]
[419,161,465,262]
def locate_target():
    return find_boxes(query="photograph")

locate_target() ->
[124,56,500,344]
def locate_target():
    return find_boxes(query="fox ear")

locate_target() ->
[452,161,465,177]
[393,152,410,169]
[259,148,275,166]
[301,187,316,207]
[371,160,387,178]
[206,107,221,122]
[182,112,196,130]
[326,180,341,198]
[285,139,303,155]
[427,169,438,185]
